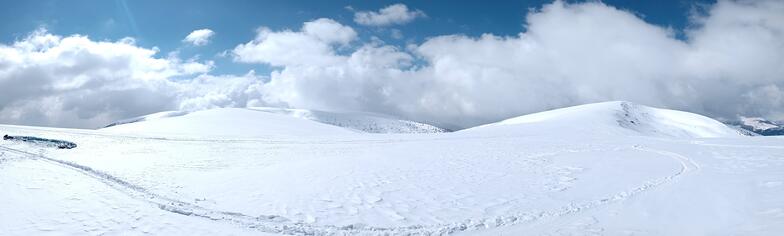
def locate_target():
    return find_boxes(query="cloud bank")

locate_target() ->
[237,0,784,128]
[183,29,215,46]
[0,29,263,128]
[1,0,783,129]
[354,4,426,26]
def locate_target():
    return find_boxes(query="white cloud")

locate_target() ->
[176,71,267,111]
[234,0,784,128]
[302,18,357,45]
[354,4,426,26]
[0,29,262,128]
[183,29,215,46]
[232,18,356,67]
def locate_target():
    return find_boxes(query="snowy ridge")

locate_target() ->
[100,108,356,137]
[741,117,780,130]
[103,111,189,128]
[465,101,743,138]
[248,107,447,133]
[736,117,784,136]
[102,107,447,135]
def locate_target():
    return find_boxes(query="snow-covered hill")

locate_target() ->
[103,111,189,128]
[2,101,782,235]
[465,101,744,138]
[102,107,446,135]
[248,107,447,133]
[737,117,784,136]
[100,108,356,137]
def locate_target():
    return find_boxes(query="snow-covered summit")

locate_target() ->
[101,107,446,136]
[737,116,784,136]
[464,101,744,138]
[740,117,780,130]
[248,107,447,133]
[103,111,189,128]
[100,108,356,137]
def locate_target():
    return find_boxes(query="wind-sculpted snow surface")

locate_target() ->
[102,107,447,135]
[1,102,782,235]
[248,107,448,133]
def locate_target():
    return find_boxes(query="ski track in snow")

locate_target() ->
[0,141,699,235]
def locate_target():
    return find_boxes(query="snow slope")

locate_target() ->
[103,107,447,135]
[100,108,356,137]
[103,110,190,128]
[248,107,447,133]
[1,101,782,235]
[466,101,744,138]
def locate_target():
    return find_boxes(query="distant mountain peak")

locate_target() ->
[735,116,784,136]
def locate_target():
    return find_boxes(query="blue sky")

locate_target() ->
[1,0,713,75]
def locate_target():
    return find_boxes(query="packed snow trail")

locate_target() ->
[0,149,266,235]
[0,145,307,234]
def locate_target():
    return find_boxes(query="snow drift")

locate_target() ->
[465,101,744,138]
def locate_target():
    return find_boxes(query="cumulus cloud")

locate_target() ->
[183,29,215,46]
[354,4,426,26]
[0,29,263,128]
[235,0,784,129]
[233,18,357,67]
